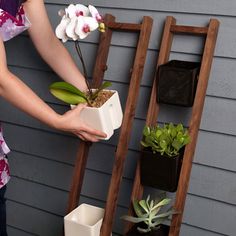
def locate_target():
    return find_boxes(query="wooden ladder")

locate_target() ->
[66,14,153,236]
[125,16,220,236]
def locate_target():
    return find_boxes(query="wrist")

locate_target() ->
[49,113,64,131]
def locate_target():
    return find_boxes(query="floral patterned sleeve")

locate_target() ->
[0,5,30,42]
[0,3,31,188]
[0,126,10,188]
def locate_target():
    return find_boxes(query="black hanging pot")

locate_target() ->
[126,224,170,236]
[140,148,183,192]
[156,60,200,107]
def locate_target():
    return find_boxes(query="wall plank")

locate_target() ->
[6,177,67,216]
[46,0,236,17]
[183,195,236,236]
[7,201,63,236]
[7,227,36,236]
[180,224,226,236]
[2,1,235,235]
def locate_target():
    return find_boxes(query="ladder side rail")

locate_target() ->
[92,14,116,88]
[124,16,177,234]
[100,16,153,236]
[169,18,220,236]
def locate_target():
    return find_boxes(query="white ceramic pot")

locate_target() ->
[72,90,123,140]
[64,203,111,236]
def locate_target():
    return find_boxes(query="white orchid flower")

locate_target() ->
[75,16,99,39]
[66,4,90,19]
[65,16,78,41]
[55,15,70,42]
[88,5,103,22]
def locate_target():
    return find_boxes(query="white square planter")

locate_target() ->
[64,204,111,236]
[72,90,123,140]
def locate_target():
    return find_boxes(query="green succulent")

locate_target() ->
[49,81,112,106]
[141,123,190,157]
[121,195,175,233]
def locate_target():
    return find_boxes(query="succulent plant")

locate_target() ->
[121,195,175,233]
[141,123,190,157]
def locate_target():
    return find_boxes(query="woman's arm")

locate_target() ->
[23,0,88,92]
[0,39,106,141]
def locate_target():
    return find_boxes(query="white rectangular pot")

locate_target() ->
[72,90,123,140]
[64,203,111,236]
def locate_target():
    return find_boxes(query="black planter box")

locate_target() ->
[157,60,200,107]
[126,224,169,236]
[140,149,183,192]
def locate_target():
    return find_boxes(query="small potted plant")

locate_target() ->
[140,123,190,192]
[50,3,123,140]
[121,194,175,236]
[157,60,201,107]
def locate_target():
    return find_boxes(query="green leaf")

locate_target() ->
[176,123,184,132]
[172,139,182,151]
[50,89,87,105]
[150,207,161,218]
[149,200,154,210]
[146,195,150,209]
[151,198,171,211]
[50,82,87,99]
[152,209,175,220]
[133,200,144,217]
[143,126,150,136]
[139,200,149,213]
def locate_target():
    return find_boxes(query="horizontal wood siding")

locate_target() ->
[1,1,235,235]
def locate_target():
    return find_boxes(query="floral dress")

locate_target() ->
[0,1,30,188]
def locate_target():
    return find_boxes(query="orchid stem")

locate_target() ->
[75,41,92,96]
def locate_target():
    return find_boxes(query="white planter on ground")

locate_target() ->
[64,203,111,236]
[72,90,123,140]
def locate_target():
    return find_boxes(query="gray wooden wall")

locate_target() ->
[0,0,235,235]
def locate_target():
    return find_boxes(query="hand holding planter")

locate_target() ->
[50,81,123,140]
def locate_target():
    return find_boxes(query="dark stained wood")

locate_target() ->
[67,141,91,212]
[146,16,176,126]
[170,25,208,35]
[66,14,153,236]
[100,16,153,236]
[125,16,219,236]
[107,22,141,31]
[124,16,176,234]
[169,18,220,236]
[67,14,115,214]
[92,14,116,88]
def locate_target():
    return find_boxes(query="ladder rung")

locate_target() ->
[107,22,142,31]
[170,25,208,35]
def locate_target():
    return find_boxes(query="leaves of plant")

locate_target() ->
[50,82,87,99]
[133,200,144,218]
[139,200,149,213]
[50,89,87,105]
[141,123,190,157]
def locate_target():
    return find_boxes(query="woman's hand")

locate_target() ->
[55,104,107,142]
